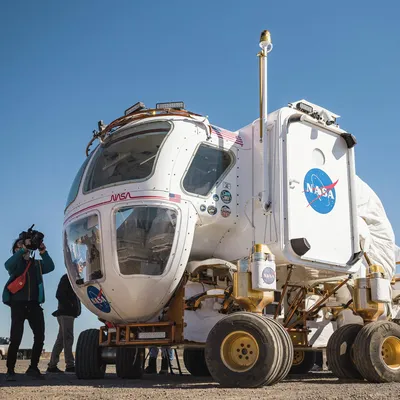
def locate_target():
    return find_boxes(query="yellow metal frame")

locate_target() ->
[99,321,174,347]
[232,271,274,313]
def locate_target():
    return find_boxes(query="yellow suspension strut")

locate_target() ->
[353,252,386,323]
[232,244,275,313]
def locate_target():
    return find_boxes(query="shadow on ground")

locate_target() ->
[0,371,364,389]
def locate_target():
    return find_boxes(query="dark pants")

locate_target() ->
[7,302,45,372]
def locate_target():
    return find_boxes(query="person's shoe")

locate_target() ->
[310,364,323,372]
[5,371,16,381]
[65,366,75,374]
[26,366,45,379]
[159,357,169,375]
[46,366,64,374]
[145,357,157,374]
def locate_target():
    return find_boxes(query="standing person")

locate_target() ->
[2,236,55,381]
[145,347,174,374]
[47,273,81,374]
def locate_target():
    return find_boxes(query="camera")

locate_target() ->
[19,224,45,251]
[319,109,336,126]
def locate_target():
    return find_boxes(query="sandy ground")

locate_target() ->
[0,359,399,400]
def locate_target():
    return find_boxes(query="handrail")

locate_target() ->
[85,108,204,156]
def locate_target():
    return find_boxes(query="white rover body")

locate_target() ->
[64,31,400,386]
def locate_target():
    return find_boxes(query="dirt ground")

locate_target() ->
[0,359,398,400]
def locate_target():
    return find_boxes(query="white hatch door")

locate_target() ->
[283,116,358,268]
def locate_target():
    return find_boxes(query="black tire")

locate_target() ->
[326,324,363,380]
[76,329,106,379]
[264,317,293,384]
[353,321,400,383]
[205,312,281,388]
[116,347,145,379]
[183,348,211,376]
[289,350,316,374]
[254,314,284,386]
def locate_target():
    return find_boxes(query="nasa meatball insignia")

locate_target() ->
[87,286,111,313]
[303,168,338,214]
[262,267,276,285]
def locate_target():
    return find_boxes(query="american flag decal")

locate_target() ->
[169,193,181,203]
[211,125,243,147]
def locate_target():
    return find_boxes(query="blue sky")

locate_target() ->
[0,1,399,349]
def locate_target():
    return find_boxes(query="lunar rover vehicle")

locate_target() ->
[63,30,400,387]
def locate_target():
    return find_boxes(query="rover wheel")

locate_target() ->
[76,329,106,379]
[289,350,316,374]
[353,321,400,382]
[264,317,293,384]
[326,324,363,380]
[116,347,145,379]
[205,312,282,388]
[183,348,211,376]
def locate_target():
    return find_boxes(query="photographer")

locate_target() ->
[2,228,55,381]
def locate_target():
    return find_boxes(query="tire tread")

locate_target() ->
[326,323,363,380]
[116,347,144,379]
[76,329,106,379]
[353,321,400,383]
[183,348,211,377]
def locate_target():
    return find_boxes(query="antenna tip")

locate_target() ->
[259,30,273,50]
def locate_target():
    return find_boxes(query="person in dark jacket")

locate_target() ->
[46,273,81,374]
[3,238,55,381]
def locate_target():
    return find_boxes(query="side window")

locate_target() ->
[65,157,91,209]
[183,144,233,196]
[64,214,103,284]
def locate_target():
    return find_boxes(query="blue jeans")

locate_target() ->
[149,347,174,361]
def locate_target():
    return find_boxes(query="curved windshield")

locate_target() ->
[115,206,177,276]
[65,156,91,209]
[64,214,102,284]
[85,121,171,192]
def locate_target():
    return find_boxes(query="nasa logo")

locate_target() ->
[262,267,276,285]
[87,286,111,313]
[110,192,135,202]
[303,168,338,214]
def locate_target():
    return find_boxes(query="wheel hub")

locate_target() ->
[381,336,400,370]
[220,331,259,372]
[292,350,305,366]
